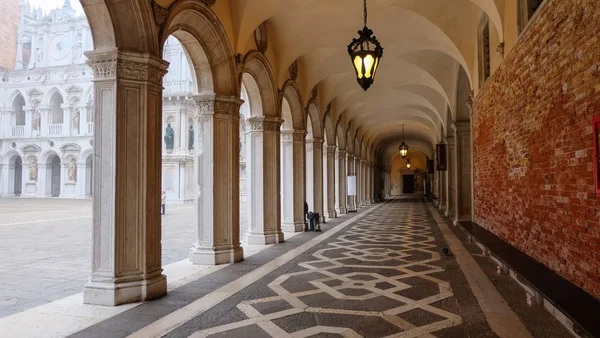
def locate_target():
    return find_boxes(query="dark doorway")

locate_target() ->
[14,157,22,196]
[51,156,61,197]
[402,174,414,194]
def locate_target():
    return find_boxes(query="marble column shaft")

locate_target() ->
[445,135,456,217]
[347,154,356,210]
[190,94,244,265]
[325,145,336,219]
[311,138,325,222]
[84,49,169,306]
[280,130,306,232]
[336,149,347,214]
[455,121,473,223]
[245,116,284,244]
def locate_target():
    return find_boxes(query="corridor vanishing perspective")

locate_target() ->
[0,0,599,337]
[70,198,570,338]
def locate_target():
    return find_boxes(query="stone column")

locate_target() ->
[62,104,71,136]
[33,162,44,197]
[244,116,284,245]
[29,35,37,69]
[335,149,347,214]
[438,169,447,211]
[324,144,336,219]
[40,108,49,137]
[190,94,244,264]
[305,139,315,211]
[354,156,362,207]
[292,130,307,230]
[312,138,324,222]
[280,130,306,232]
[24,107,32,138]
[363,161,368,204]
[346,154,356,211]
[15,38,23,69]
[76,162,86,198]
[454,121,472,224]
[445,135,456,218]
[83,49,169,306]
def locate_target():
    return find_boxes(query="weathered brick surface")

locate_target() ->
[0,0,19,70]
[473,0,600,299]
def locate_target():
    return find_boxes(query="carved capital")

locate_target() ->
[85,49,168,84]
[247,116,282,132]
[347,154,355,161]
[292,130,306,142]
[201,0,216,6]
[336,149,346,159]
[192,94,242,121]
[326,145,337,155]
[312,138,324,147]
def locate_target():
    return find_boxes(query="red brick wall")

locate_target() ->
[473,0,600,299]
[0,0,19,70]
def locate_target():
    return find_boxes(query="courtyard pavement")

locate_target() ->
[0,198,197,318]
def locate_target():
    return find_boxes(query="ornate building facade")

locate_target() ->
[0,1,196,202]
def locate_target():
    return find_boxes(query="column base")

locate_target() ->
[336,207,347,215]
[83,272,167,306]
[438,203,446,211]
[281,221,304,233]
[245,230,284,245]
[189,244,244,265]
[326,209,336,219]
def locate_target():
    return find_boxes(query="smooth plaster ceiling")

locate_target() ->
[153,0,502,159]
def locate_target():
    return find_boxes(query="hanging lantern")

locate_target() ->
[347,0,383,91]
[406,158,411,169]
[398,125,409,158]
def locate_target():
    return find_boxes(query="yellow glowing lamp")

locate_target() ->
[347,2,383,92]
[406,159,411,169]
[399,142,409,158]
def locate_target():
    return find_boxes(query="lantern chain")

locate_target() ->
[363,0,368,27]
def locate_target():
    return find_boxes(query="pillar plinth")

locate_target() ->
[245,116,284,245]
[83,49,169,306]
[190,94,244,264]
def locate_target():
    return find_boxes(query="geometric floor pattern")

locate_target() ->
[189,201,463,337]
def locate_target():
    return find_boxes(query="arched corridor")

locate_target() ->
[0,0,598,336]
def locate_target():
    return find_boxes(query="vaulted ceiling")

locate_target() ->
[152,0,508,160]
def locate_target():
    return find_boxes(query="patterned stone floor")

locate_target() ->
[163,198,495,337]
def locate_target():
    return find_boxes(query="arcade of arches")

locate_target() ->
[16,0,597,336]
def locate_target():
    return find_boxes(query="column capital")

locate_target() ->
[281,129,306,142]
[85,49,168,85]
[312,138,324,147]
[336,149,346,159]
[325,144,336,155]
[455,121,471,134]
[192,94,243,121]
[247,116,282,132]
[347,154,355,161]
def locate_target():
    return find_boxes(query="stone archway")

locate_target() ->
[240,51,284,245]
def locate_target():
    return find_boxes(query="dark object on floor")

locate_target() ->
[306,212,321,232]
[441,247,452,256]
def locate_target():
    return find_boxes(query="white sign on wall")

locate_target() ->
[347,175,357,196]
